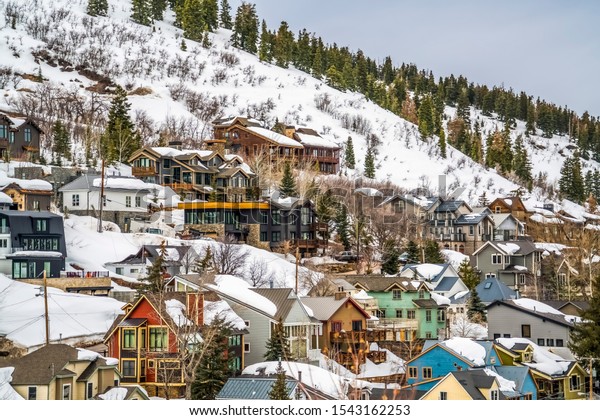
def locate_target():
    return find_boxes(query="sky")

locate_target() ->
[246,0,600,117]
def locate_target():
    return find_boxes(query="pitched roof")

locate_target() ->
[486,300,574,328]
[434,276,460,292]
[435,200,470,213]
[449,370,503,400]
[349,276,424,292]
[412,299,441,308]
[300,296,370,321]
[455,213,489,225]
[251,288,297,320]
[217,377,297,399]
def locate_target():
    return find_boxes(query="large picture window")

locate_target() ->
[149,327,168,351]
[122,329,136,349]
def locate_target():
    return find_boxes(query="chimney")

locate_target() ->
[334,292,346,300]
[168,140,182,150]
[186,292,204,326]
[284,126,296,139]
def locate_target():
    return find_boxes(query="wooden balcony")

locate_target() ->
[366,330,388,342]
[311,222,329,232]
[132,166,156,177]
[330,330,366,344]
[367,350,387,364]
[293,239,328,248]
[334,352,367,369]
[166,182,194,191]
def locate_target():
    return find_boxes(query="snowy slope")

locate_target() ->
[0,0,593,219]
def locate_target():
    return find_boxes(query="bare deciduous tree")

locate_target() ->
[211,236,250,276]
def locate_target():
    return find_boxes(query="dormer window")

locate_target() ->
[33,219,48,232]
[522,351,532,362]
[24,128,32,143]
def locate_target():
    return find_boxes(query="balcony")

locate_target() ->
[132,166,156,177]
[311,222,329,232]
[166,182,194,191]
[367,350,387,364]
[439,233,465,242]
[60,270,110,278]
[293,239,328,248]
[330,330,366,344]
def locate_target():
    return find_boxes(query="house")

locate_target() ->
[0,344,121,400]
[540,253,583,301]
[487,298,577,347]
[420,370,505,400]
[471,240,543,295]
[400,263,468,299]
[0,175,53,211]
[103,292,207,398]
[541,300,590,317]
[128,145,256,202]
[199,275,321,366]
[180,197,323,255]
[104,244,198,279]
[348,276,447,341]
[426,199,495,255]
[0,113,43,161]
[290,127,340,174]
[405,338,501,391]
[488,196,530,223]
[300,295,373,373]
[0,210,67,279]
[59,174,179,232]
[491,213,526,241]
[217,374,333,400]
[452,277,519,307]
[495,337,589,399]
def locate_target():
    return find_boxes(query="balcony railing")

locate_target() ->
[438,233,466,242]
[132,166,156,176]
[330,330,366,343]
[311,222,329,231]
[60,270,110,278]
[367,350,387,364]
[166,182,194,191]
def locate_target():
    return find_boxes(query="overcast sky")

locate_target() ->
[247,0,600,116]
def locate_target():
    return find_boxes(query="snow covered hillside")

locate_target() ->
[0,0,593,217]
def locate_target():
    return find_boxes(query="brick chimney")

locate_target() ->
[186,292,204,326]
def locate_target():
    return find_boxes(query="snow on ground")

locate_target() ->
[450,316,488,340]
[242,360,371,399]
[443,337,487,366]
[496,337,573,376]
[442,249,469,269]
[0,367,23,400]
[0,275,124,350]
[357,343,405,379]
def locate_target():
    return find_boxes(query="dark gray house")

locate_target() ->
[0,113,42,161]
[0,210,67,278]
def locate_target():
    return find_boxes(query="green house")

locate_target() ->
[349,276,448,340]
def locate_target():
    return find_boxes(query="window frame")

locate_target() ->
[28,386,37,400]
[62,384,71,400]
[122,328,136,349]
[148,326,168,352]
[121,360,136,378]
[521,324,531,338]
[392,289,402,300]
[408,366,418,378]
[86,382,94,400]
[72,194,80,207]
[422,367,432,379]
[440,391,448,400]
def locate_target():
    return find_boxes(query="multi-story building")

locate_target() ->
[0,112,43,161]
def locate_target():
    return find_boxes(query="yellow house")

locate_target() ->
[421,370,503,400]
[0,343,145,400]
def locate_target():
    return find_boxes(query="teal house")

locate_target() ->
[349,276,448,340]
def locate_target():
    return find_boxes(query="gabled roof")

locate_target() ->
[434,276,460,292]
[244,126,304,148]
[212,116,263,128]
[486,300,575,328]
[251,288,301,321]
[416,338,490,367]
[349,276,425,292]
[448,370,503,400]
[412,298,441,308]
[473,240,539,256]
[455,213,491,225]
[488,196,528,212]
[107,245,193,267]
[476,277,518,304]
[300,296,371,321]
[434,200,471,213]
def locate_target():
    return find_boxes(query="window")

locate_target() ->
[244,343,250,353]
[569,374,581,391]
[122,329,136,349]
[546,338,554,347]
[24,128,32,143]
[116,267,124,275]
[86,382,94,400]
[72,194,80,207]
[422,367,432,379]
[301,207,310,225]
[122,360,136,377]
[521,324,531,338]
[408,367,418,378]
[485,273,496,279]
[558,273,567,286]
[135,196,141,207]
[61,384,71,400]
[502,334,511,338]
[260,232,268,242]
[271,210,280,225]
[0,124,5,138]
[495,206,501,214]
[556,339,564,347]
[331,321,342,332]
[437,309,446,322]
[425,332,432,338]
[537,338,545,346]
[469,226,474,235]
[519,274,526,285]
[493,333,501,339]
[260,212,268,224]
[407,310,416,319]
[149,327,168,351]
[392,289,402,300]
[491,390,499,400]
[492,254,503,265]
[163,159,171,168]
[375,309,386,319]
[484,281,492,289]
[271,231,281,242]
[352,320,363,331]
[28,386,37,400]
[34,219,48,232]
[395,309,403,318]
[125,196,131,208]
[0,239,7,248]
[418,289,425,299]
[439,391,448,400]
[426,310,432,322]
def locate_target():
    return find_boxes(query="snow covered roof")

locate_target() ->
[496,337,573,377]
[354,187,383,197]
[441,249,469,269]
[165,299,193,327]
[442,337,487,366]
[204,300,247,331]
[92,177,151,191]
[0,367,23,400]
[0,191,12,204]
[430,292,451,306]
[245,126,303,148]
[0,172,52,191]
[294,131,340,149]
[357,343,405,378]
[208,275,277,317]
[511,298,580,324]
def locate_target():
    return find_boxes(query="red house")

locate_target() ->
[103,292,204,398]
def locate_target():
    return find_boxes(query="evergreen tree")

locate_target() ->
[569,276,600,378]
[513,135,533,190]
[131,0,153,26]
[458,259,479,291]
[344,136,356,169]
[438,127,447,158]
[139,244,166,293]
[341,57,355,90]
[190,315,232,399]
[103,86,140,163]
[151,0,167,20]
[202,0,219,31]
[219,0,232,29]
[456,89,471,123]
[195,247,213,273]
[258,20,273,62]
[264,319,292,361]
[279,162,297,198]
[87,0,108,16]
[417,95,435,139]
[273,21,294,68]
[335,205,351,250]
[294,29,312,72]
[231,2,259,53]
[363,145,376,179]
[268,360,291,400]
[381,240,400,275]
[182,0,205,42]
[51,121,71,161]
[559,155,585,203]
[325,65,344,90]
[423,240,444,264]
[467,288,487,323]
[404,240,421,264]
[311,37,324,78]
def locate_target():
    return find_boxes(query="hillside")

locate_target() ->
[0,0,596,219]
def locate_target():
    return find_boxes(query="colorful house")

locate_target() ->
[420,370,505,400]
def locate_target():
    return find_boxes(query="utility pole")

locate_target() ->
[43,270,49,345]
[97,159,105,233]
[295,246,300,295]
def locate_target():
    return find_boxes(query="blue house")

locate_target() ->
[405,338,502,392]
[451,277,519,306]
[491,366,538,400]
